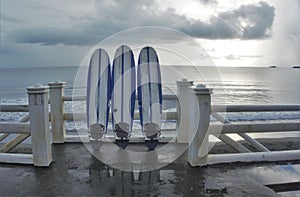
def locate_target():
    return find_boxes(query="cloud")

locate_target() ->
[225,54,241,60]
[172,1,275,39]
[0,14,23,24]
[196,0,218,5]
[225,54,261,60]
[234,1,275,39]
[240,55,262,58]
[7,0,275,46]
[11,28,97,46]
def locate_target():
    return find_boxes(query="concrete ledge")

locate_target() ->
[0,153,33,164]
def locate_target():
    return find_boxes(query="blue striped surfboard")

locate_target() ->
[137,46,162,150]
[86,48,111,146]
[112,45,136,148]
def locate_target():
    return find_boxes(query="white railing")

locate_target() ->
[186,83,300,166]
[0,84,52,166]
[0,79,299,167]
[48,80,300,166]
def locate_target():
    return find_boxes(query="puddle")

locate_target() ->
[245,164,300,185]
[243,164,300,195]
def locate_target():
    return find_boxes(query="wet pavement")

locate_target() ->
[1,143,300,196]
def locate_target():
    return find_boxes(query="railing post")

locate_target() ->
[176,78,193,143]
[188,84,212,166]
[48,81,66,143]
[27,84,52,166]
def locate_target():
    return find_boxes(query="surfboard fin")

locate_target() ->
[90,123,104,140]
[144,123,160,139]
[114,122,130,149]
[115,122,130,138]
[143,123,160,150]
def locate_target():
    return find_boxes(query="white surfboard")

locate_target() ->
[137,46,162,150]
[86,48,111,143]
[112,45,136,148]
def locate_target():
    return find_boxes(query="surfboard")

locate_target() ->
[137,46,162,150]
[112,45,136,149]
[86,48,111,150]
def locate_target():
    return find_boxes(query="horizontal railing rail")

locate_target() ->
[0,123,31,134]
[0,105,29,112]
[63,111,178,121]
[1,103,299,113]
[63,94,178,102]
[212,105,300,112]
[209,121,300,135]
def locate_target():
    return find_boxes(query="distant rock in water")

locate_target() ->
[269,65,277,68]
[292,65,300,68]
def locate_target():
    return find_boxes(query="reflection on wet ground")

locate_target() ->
[0,144,299,196]
[243,164,300,196]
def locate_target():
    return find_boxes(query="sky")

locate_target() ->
[1,0,299,68]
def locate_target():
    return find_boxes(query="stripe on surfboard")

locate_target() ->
[121,46,124,122]
[96,49,101,123]
[147,47,153,122]
[86,52,92,127]
[137,56,143,126]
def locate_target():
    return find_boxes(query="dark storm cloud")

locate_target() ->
[182,1,275,39]
[233,1,275,39]
[8,0,275,46]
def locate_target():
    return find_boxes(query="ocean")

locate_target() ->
[1,66,299,131]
